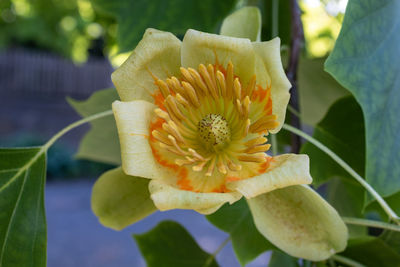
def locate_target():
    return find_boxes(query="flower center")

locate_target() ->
[198,114,231,148]
[149,61,279,192]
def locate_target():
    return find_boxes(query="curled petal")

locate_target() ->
[248,185,348,261]
[112,28,181,102]
[220,6,262,42]
[91,167,156,230]
[181,29,256,85]
[149,179,242,215]
[227,154,312,198]
[113,100,164,179]
[252,38,291,133]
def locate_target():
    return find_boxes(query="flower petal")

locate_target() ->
[227,154,312,198]
[111,28,181,102]
[181,29,256,85]
[248,185,348,261]
[149,179,242,215]
[220,7,262,42]
[112,100,163,179]
[252,39,291,133]
[91,167,156,230]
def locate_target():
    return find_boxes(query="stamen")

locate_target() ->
[207,64,218,96]
[193,161,208,172]
[249,115,278,133]
[243,119,250,137]
[205,156,216,176]
[244,136,268,147]
[245,75,256,97]
[182,81,200,107]
[188,67,208,95]
[156,79,170,98]
[216,70,226,97]
[165,96,185,120]
[238,153,267,163]
[243,96,251,118]
[244,144,271,154]
[199,64,218,99]
[180,67,196,86]
[154,108,171,121]
[217,159,228,174]
[168,135,189,155]
[188,148,205,161]
[152,130,173,146]
[226,62,234,100]
[234,78,241,100]
[227,159,242,171]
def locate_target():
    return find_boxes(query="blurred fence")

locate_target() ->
[0,48,113,97]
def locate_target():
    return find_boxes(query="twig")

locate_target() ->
[287,0,304,153]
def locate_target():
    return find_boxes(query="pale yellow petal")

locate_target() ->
[112,28,181,102]
[227,154,312,198]
[91,167,156,230]
[252,39,291,133]
[149,179,242,215]
[181,29,256,85]
[248,185,348,261]
[220,6,261,42]
[112,100,164,179]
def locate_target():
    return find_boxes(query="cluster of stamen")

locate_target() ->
[150,62,278,178]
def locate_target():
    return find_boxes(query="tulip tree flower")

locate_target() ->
[94,7,347,261]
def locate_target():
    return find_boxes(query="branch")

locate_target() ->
[287,0,304,153]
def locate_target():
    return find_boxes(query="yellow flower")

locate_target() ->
[106,8,347,261]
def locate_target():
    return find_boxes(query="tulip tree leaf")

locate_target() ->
[0,148,47,267]
[268,250,298,267]
[67,88,120,165]
[91,0,237,52]
[91,167,156,230]
[134,221,219,267]
[325,0,400,201]
[206,199,274,266]
[301,96,365,186]
[298,57,349,125]
[339,236,400,267]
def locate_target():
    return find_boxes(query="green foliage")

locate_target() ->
[68,88,121,165]
[134,221,219,267]
[0,148,46,267]
[325,0,400,203]
[268,250,298,267]
[340,236,400,267]
[91,0,237,52]
[298,57,349,125]
[91,167,156,230]
[301,96,365,186]
[206,199,274,266]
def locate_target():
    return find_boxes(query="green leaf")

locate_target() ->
[91,0,237,52]
[326,178,367,237]
[325,0,400,201]
[206,199,274,266]
[300,96,365,186]
[340,236,400,267]
[67,88,120,165]
[134,220,219,267]
[268,250,298,267]
[0,148,47,267]
[298,57,350,125]
[91,167,156,230]
[220,6,261,41]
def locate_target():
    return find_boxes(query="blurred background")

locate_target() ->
[0,0,348,266]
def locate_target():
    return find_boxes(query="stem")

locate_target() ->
[287,0,304,153]
[271,0,279,37]
[203,236,230,267]
[282,123,400,222]
[342,217,400,232]
[330,255,366,267]
[42,110,113,151]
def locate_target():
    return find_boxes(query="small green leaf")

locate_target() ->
[0,148,47,267]
[325,0,400,202]
[300,96,365,186]
[206,199,274,266]
[91,167,156,230]
[220,6,261,41]
[134,221,219,267]
[67,88,120,165]
[268,250,298,267]
[91,0,237,52]
[298,57,349,125]
[340,236,400,267]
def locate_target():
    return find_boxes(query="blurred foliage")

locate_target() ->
[0,0,116,62]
